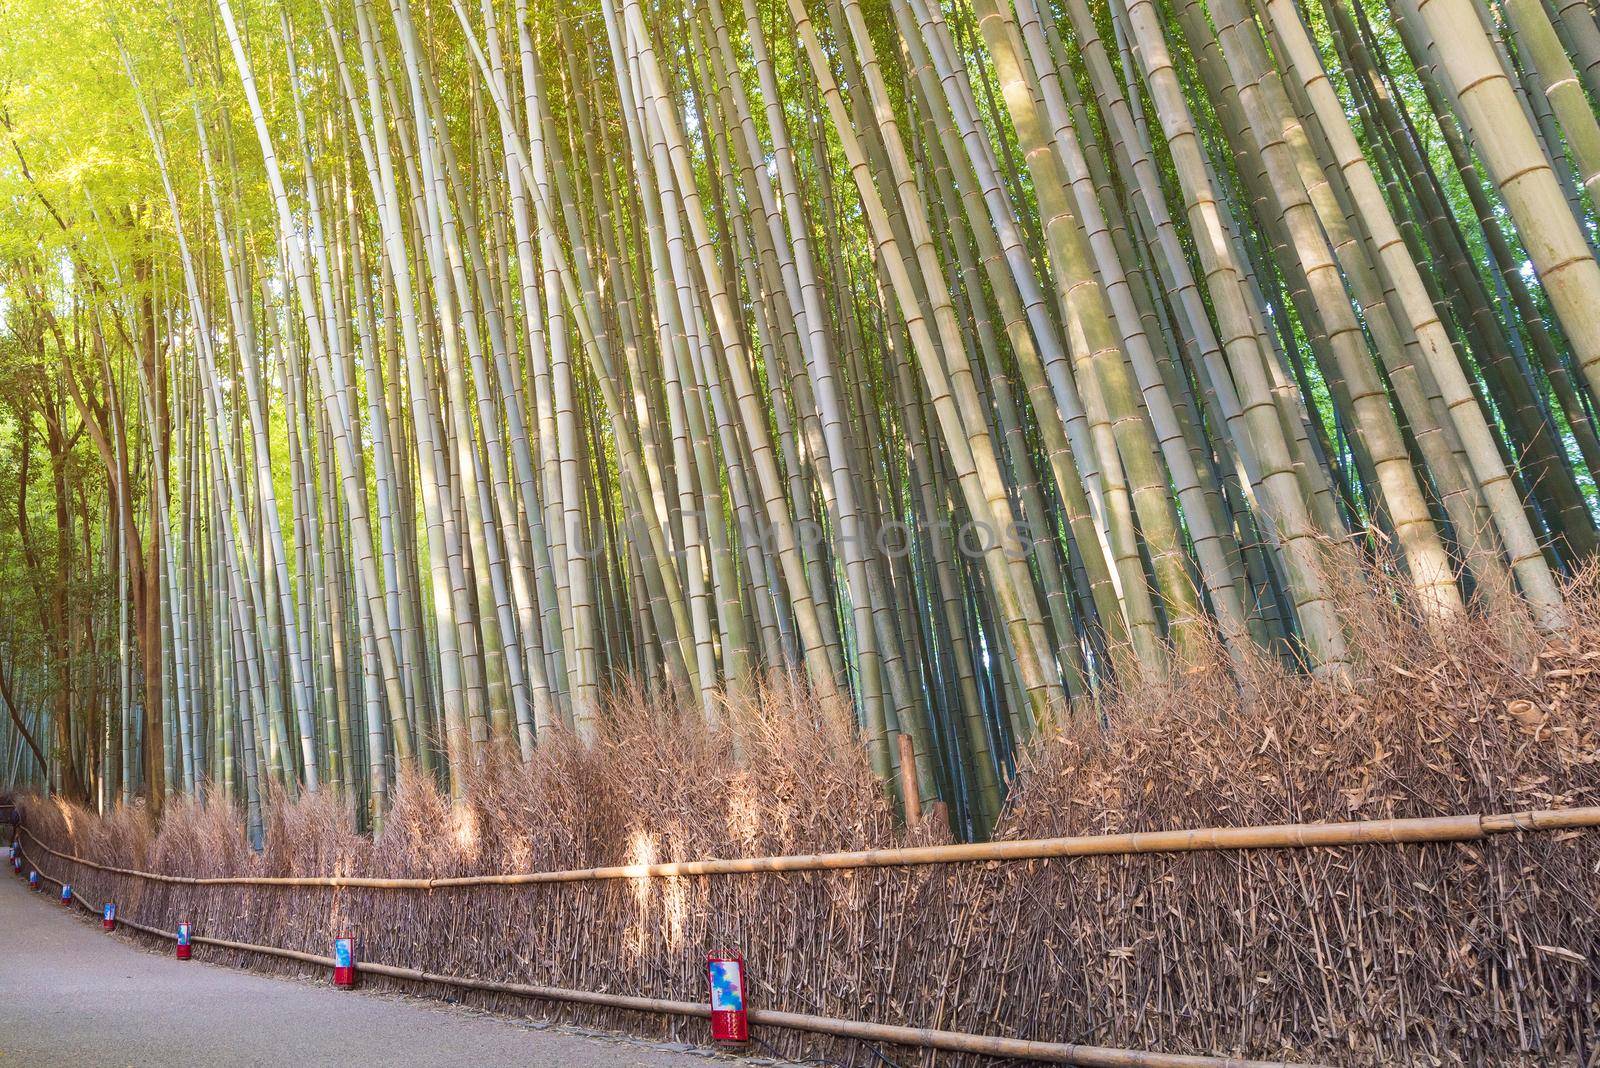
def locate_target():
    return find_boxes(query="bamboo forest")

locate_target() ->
[3,0,1600,832]
[7,0,1600,1061]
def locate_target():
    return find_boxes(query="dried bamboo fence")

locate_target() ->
[13,846,1314,1068]
[12,803,1600,1068]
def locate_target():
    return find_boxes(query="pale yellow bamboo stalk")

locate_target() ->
[1270,0,1569,626]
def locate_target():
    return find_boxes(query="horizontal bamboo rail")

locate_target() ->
[15,804,1600,889]
[17,855,1318,1068]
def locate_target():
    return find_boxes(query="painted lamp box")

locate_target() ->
[176,922,192,960]
[27,870,38,890]
[60,883,71,906]
[103,903,117,931]
[333,936,356,988]
[706,953,749,1043]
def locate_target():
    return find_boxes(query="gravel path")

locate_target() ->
[0,846,754,1067]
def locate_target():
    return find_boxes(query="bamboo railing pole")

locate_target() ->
[737,1009,1309,1067]
[18,805,1600,888]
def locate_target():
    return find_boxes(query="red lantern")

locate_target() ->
[706,952,749,1043]
[103,903,117,931]
[176,922,192,961]
[333,935,356,988]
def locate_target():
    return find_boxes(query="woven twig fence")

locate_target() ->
[13,802,1600,1067]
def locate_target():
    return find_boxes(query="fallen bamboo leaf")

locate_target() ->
[1533,945,1587,965]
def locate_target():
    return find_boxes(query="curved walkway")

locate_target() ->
[0,847,743,1067]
